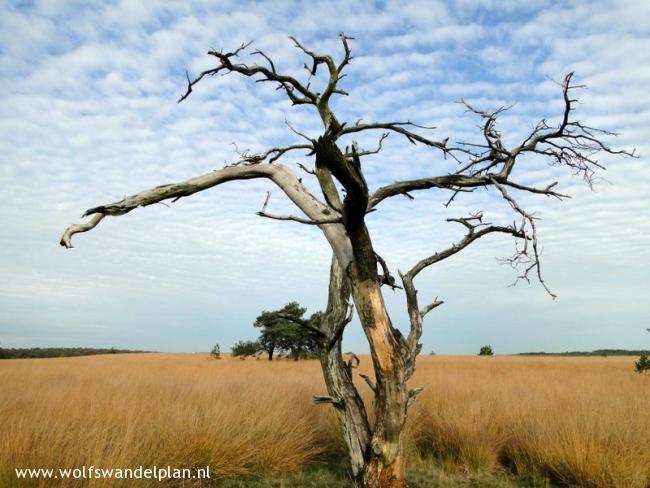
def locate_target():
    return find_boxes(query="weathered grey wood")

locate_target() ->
[316,256,370,479]
[61,163,354,270]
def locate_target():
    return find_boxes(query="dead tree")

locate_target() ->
[60,34,633,488]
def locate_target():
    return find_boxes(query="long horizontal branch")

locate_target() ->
[369,172,573,210]
[369,174,488,209]
[60,164,354,269]
[338,121,447,150]
[367,73,634,211]
[234,143,314,164]
[257,211,342,225]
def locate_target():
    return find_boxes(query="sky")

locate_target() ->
[1,0,649,354]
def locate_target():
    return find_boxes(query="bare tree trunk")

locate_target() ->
[317,257,371,479]
[349,252,409,488]
[317,254,409,487]
[319,341,371,478]
[312,131,411,487]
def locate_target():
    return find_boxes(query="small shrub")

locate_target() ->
[479,345,494,356]
[634,354,649,373]
[210,343,221,359]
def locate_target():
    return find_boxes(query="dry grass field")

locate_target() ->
[1,353,648,487]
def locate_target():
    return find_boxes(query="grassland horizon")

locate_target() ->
[1,353,648,487]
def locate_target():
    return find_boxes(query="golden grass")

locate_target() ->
[1,354,648,487]
[408,356,650,488]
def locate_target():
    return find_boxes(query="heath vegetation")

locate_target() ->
[1,353,648,487]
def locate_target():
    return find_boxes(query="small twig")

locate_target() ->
[313,395,343,406]
[344,352,360,370]
[297,163,316,175]
[285,119,313,142]
[256,211,342,226]
[420,298,444,318]
[359,373,377,392]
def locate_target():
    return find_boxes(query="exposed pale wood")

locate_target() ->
[61,163,353,270]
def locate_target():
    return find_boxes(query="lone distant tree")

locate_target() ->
[479,345,494,356]
[635,354,650,373]
[254,302,315,360]
[210,343,221,359]
[60,34,632,488]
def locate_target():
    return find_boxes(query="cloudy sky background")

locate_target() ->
[1,0,648,354]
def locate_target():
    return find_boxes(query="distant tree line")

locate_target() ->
[231,302,320,360]
[517,349,650,357]
[0,347,150,359]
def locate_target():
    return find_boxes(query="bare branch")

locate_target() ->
[375,251,401,290]
[502,180,570,199]
[351,132,389,157]
[400,213,527,365]
[178,40,317,105]
[371,73,634,213]
[284,119,314,143]
[408,220,525,278]
[369,174,489,209]
[257,187,342,225]
[260,191,271,212]
[60,163,354,270]
[297,163,316,175]
[60,214,105,249]
[345,352,360,370]
[458,99,513,156]
[289,35,351,107]
[490,177,556,299]
[337,32,354,73]
[359,373,376,392]
[256,210,342,225]
[230,142,313,166]
[314,395,343,406]
[339,121,447,151]
[420,298,444,318]
[501,73,637,184]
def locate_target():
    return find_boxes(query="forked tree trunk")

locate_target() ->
[317,257,371,478]
[319,269,409,488]
[318,251,410,487]
[310,132,412,487]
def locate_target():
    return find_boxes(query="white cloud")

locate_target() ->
[0,0,648,353]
